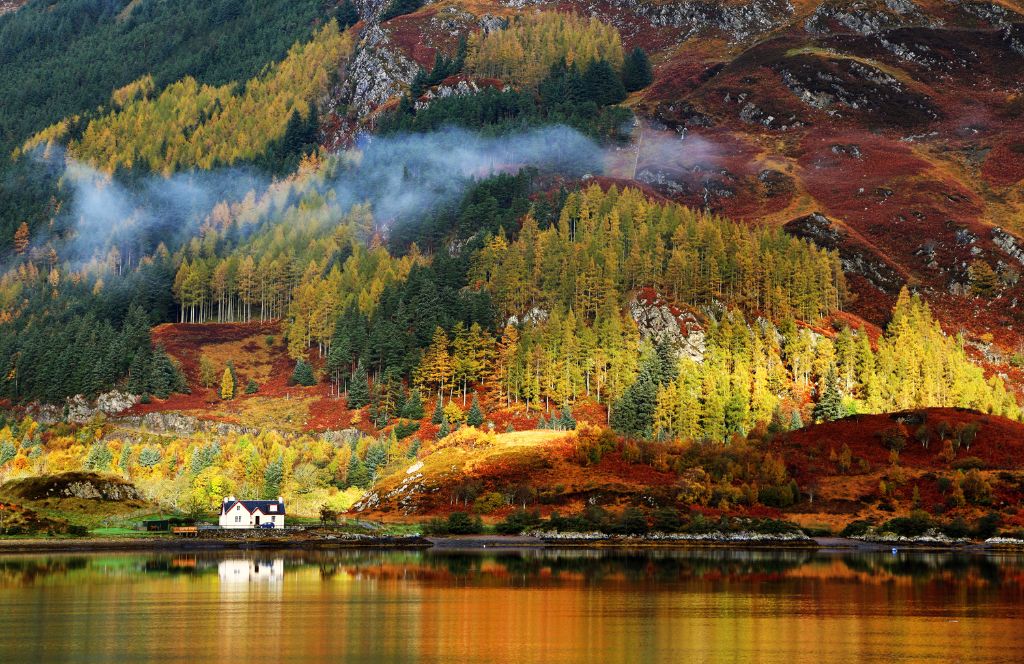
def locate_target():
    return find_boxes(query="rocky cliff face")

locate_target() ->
[629,290,706,362]
[605,0,794,42]
[339,24,420,119]
[31,391,139,425]
[1,472,143,502]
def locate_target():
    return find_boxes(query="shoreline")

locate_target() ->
[0,534,1014,555]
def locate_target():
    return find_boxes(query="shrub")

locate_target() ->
[961,469,993,505]
[620,507,648,535]
[473,491,505,514]
[245,379,259,394]
[840,519,874,537]
[879,426,907,453]
[974,512,1003,540]
[652,506,682,532]
[952,456,985,471]
[425,511,484,535]
[881,510,933,537]
[495,509,542,534]
[393,420,420,440]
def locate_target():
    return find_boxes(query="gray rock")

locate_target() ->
[629,292,706,362]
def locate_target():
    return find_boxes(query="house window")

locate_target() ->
[235,515,241,523]
[236,505,241,510]
[269,505,277,512]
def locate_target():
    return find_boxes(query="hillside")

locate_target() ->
[0,0,1023,536]
[355,408,1024,536]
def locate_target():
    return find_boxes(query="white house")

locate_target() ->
[219,496,286,529]
[218,558,284,584]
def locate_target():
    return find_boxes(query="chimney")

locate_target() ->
[226,495,235,503]
[278,496,284,504]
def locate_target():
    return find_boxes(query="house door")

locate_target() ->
[255,516,261,526]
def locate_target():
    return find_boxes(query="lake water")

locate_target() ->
[0,547,1022,663]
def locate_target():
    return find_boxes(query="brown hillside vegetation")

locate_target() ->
[357,408,1024,533]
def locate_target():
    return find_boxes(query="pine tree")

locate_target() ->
[431,396,445,424]
[559,404,576,430]
[336,0,360,28]
[467,394,484,427]
[437,415,451,439]
[813,366,844,422]
[347,361,370,408]
[621,47,653,92]
[401,388,424,419]
[263,455,284,499]
[245,379,259,394]
[291,359,316,386]
[139,446,161,468]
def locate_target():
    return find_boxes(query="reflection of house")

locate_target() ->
[218,496,286,529]
[218,559,284,583]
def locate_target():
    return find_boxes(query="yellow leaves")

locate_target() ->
[25,22,354,173]
[468,12,624,86]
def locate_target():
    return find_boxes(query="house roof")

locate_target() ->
[221,500,286,516]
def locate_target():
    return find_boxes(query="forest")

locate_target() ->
[0,3,1019,517]
[0,0,337,251]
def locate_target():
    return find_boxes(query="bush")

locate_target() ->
[473,491,505,514]
[425,511,484,535]
[952,456,985,471]
[393,420,420,440]
[974,512,1003,539]
[245,379,259,394]
[880,510,933,537]
[879,426,907,453]
[619,507,648,535]
[758,482,797,508]
[495,509,542,534]
[840,519,874,537]
[652,506,683,533]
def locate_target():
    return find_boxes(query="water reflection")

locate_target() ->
[1,548,1023,663]
[0,547,1023,588]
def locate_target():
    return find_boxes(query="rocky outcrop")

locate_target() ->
[1,471,142,502]
[339,25,419,119]
[629,291,706,362]
[115,412,262,438]
[605,0,794,43]
[415,76,509,110]
[31,391,139,425]
[784,213,903,292]
[992,227,1024,267]
[805,0,932,36]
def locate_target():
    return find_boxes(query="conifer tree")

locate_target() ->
[347,361,370,408]
[263,455,284,499]
[621,47,653,92]
[291,359,316,386]
[401,388,425,419]
[813,366,844,422]
[431,396,445,424]
[467,394,484,427]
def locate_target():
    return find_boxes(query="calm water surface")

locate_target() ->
[0,547,1022,663]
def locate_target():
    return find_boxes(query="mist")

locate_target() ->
[31,125,606,267]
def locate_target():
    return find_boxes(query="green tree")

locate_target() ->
[466,394,484,427]
[263,455,284,499]
[401,388,424,419]
[622,47,653,92]
[813,366,845,422]
[291,359,316,386]
[347,361,370,408]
